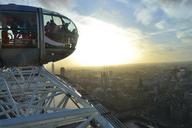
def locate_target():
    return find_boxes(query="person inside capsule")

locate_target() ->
[1,12,37,48]
[43,15,78,49]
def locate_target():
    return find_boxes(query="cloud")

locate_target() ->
[155,20,166,29]
[160,0,192,6]
[138,0,192,20]
[134,7,153,25]
[115,0,129,4]
[38,0,72,8]
[159,0,192,19]
[177,29,192,39]
[0,0,40,6]
[176,29,192,43]
[142,0,159,12]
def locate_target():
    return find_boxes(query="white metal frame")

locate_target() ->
[0,66,114,128]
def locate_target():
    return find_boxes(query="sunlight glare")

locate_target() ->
[72,18,141,66]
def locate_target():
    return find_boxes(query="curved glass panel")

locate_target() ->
[0,11,37,48]
[43,14,78,49]
[62,17,77,34]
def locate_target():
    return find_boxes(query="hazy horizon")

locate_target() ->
[45,60,192,75]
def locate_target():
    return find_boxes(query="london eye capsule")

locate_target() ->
[0,4,78,67]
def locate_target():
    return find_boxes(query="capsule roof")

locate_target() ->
[0,4,39,12]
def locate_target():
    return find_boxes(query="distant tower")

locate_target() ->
[51,62,55,74]
[60,67,65,78]
[101,71,111,87]
[138,77,143,89]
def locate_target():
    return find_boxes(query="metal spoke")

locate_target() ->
[0,66,115,128]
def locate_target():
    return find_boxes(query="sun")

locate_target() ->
[71,18,141,66]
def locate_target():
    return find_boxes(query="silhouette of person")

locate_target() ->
[60,22,70,33]
[49,20,57,33]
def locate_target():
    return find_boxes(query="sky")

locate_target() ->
[1,0,192,67]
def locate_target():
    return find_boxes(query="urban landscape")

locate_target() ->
[55,62,192,128]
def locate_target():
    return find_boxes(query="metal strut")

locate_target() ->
[0,66,114,128]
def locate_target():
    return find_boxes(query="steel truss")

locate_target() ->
[0,66,114,128]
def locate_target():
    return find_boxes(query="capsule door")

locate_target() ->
[0,11,40,66]
[42,13,78,64]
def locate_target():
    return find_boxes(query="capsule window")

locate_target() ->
[62,17,77,34]
[0,11,37,48]
[43,14,78,49]
[53,16,62,26]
